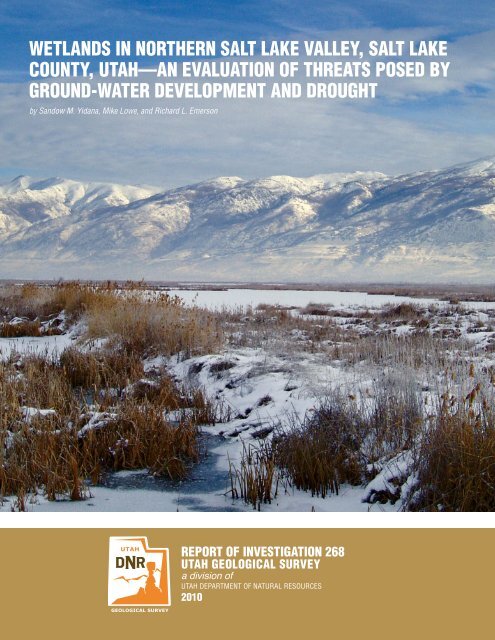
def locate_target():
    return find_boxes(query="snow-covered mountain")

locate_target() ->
[1,158,495,282]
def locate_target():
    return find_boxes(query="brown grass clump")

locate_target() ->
[1,281,223,358]
[228,441,278,510]
[0,362,24,454]
[0,282,223,508]
[0,320,42,337]
[362,379,423,465]
[341,332,453,370]
[85,292,222,359]
[301,303,333,316]
[273,403,364,498]
[226,379,423,508]
[1,408,205,505]
[79,399,201,481]
[273,381,422,499]
[379,303,425,321]
[17,356,76,414]
[411,382,495,511]
[0,347,215,506]
[1,389,209,504]
[59,346,144,390]
[49,281,117,319]
[0,355,90,501]
[0,281,115,322]
[1,411,88,502]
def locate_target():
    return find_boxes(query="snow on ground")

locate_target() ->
[0,332,76,360]
[166,288,495,312]
[0,316,85,360]
[0,343,391,513]
[2,288,495,512]
[0,473,378,513]
[168,288,438,310]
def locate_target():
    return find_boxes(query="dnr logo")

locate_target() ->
[108,536,171,607]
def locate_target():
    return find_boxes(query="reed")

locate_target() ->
[411,378,495,511]
[228,441,278,510]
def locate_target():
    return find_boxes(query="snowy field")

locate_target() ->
[2,285,495,513]
[0,344,389,513]
[167,287,495,312]
[168,288,435,310]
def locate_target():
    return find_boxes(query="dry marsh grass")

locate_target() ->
[340,332,459,371]
[0,282,224,508]
[0,320,42,338]
[0,281,114,322]
[1,410,89,503]
[85,292,221,359]
[362,377,423,464]
[59,346,144,390]
[231,380,422,502]
[378,302,425,321]
[300,303,333,316]
[17,355,76,413]
[233,369,495,511]
[0,282,222,358]
[220,304,347,357]
[228,441,278,510]
[0,286,296,508]
[273,401,364,498]
[3,281,495,511]
[411,379,495,511]
[79,399,202,482]
[0,349,215,507]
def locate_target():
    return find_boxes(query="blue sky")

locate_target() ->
[2,0,494,74]
[1,1,494,186]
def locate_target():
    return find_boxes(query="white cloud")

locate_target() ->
[1,21,494,187]
[1,77,494,187]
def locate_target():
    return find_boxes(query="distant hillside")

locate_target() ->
[1,158,494,282]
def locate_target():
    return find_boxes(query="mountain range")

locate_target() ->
[1,157,494,282]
